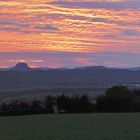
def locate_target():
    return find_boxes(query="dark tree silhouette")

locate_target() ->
[31,100,42,110]
[44,96,55,113]
[96,86,134,112]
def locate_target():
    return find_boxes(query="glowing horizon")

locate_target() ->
[0,0,140,68]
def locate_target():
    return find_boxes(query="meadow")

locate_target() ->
[0,113,140,140]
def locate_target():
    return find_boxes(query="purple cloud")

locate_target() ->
[122,29,140,36]
[50,1,140,9]
[34,24,58,30]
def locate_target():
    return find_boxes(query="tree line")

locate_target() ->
[1,86,140,116]
[0,95,94,116]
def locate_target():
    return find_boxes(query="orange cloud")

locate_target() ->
[0,0,140,67]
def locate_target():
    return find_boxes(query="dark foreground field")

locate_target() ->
[0,113,140,140]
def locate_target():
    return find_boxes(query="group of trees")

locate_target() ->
[96,86,140,112]
[1,86,140,116]
[0,95,94,116]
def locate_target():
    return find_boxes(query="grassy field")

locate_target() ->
[0,113,140,140]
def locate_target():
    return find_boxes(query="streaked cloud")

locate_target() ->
[50,0,140,9]
[122,29,140,36]
[34,24,58,30]
[0,0,140,67]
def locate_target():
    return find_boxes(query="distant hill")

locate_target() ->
[0,63,52,71]
[128,67,140,71]
[0,63,140,90]
[12,63,31,71]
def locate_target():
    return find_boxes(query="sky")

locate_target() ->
[0,0,140,68]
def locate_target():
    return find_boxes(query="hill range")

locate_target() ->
[0,63,140,90]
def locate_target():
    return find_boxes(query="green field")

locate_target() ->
[0,113,140,140]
